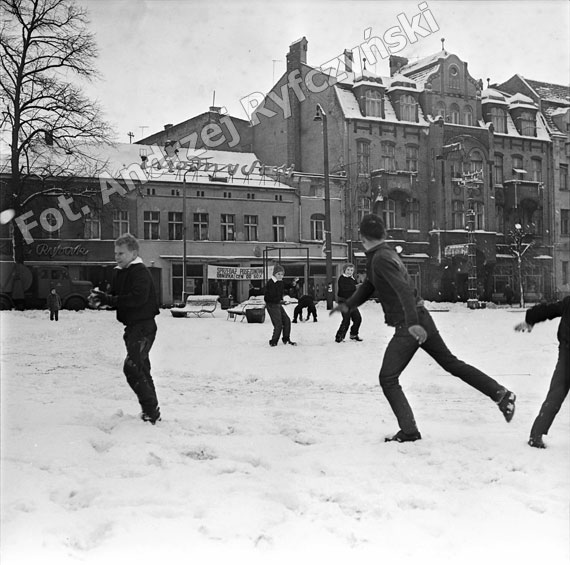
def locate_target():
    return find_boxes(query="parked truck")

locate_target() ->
[0,262,93,310]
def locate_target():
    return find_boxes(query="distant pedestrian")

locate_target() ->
[264,264,296,346]
[90,234,162,425]
[335,263,362,342]
[504,284,515,306]
[332,214,516,442]
[293,294,318,323]
[515,296,569,448]
[47,288,62,321]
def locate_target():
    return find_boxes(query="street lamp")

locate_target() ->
[313,103,334,310]
[181,168,192,303]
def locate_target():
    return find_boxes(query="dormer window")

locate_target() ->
[400,95,416,122]
[519,111,535,136]
[490,107,507,133]
[449,65,460,89]
[365,89,382,117]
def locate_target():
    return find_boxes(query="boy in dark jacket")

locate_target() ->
[332,214,516,442]
[293,294,318,323]
[91,234,161,424]
[515,296,570,448]
[264,264,296,346]
[335,263,362,342]
[47,288,62,321]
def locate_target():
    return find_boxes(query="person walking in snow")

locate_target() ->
[90,234,162,425]
[264,264,296,347]
[515,296,569,448]
[293,294,318,323]
[332,214,516,443]
[335,263,363,342]
[47,287,62,321]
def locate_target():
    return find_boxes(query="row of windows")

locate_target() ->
[493,155,546,184]
[486,108,536,135]
[155,187,284,200]
[435,102,474,126]
[357,142,418,174]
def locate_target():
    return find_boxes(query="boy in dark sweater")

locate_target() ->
[515,296,570,448]
[91,234,161,424]
[335,263,362,342]
[264,264,296,346]
[293,294,318,323]
[332,214,516,442]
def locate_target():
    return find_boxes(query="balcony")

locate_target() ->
[502,179,543,209]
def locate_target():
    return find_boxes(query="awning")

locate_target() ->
[512,168,527,174]
[444,244,469,257]
[534,255,553,260]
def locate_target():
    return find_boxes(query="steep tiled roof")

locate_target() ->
[525,79,570,104]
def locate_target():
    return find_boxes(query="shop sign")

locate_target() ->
[35,243,90,258]
[207,265,267,280]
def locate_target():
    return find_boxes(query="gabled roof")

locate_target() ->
[524,79,570,104]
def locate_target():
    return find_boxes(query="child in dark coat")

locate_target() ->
[47,288,62,321]
[515,296,570,448]
[293,295,318,322]
[335,263,362,342]
[264,264,296,346]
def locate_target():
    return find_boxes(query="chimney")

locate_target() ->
[343,49,354,73]
[286,36,308,72]
[389,55,409,76]
[164,123,173,130]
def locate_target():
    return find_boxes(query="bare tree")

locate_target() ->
[1,0,114,262]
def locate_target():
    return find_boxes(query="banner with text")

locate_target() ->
[207,265,271,280]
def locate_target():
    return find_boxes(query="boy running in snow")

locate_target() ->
[90,234,161,424]
[335,263,362,342]
[332,214,516,442]
[264,264,296,346]
[515,296,569,448]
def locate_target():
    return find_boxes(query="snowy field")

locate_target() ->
[1,301,568,565]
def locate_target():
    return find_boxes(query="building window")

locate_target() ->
[358,197,372,222]
[272,216,286,242]
[519,112,535,136]
[244,215,258,241]
[562,209,570,236]
[193,213,209,241]
[168,211,183,240]
[196,190,205,197]
[406,146,418,172]
[435,101,445,120]
[112,210,129,238]
[451,200,464,229]
[43,211,61,239]
[356,140,370,176]
[473,201,485,230]
[84,213,101,239]
[449,65,460,89]
[561,164,568,190]
[450,104,460,124]
[143,211,160,240]
[531,159,542,183]
[496,204,504,234]
[223,191,232,198]
[381,142,396,171]
[469,150,484,176]
[494,154,504,185]
[400,95,416,122]
[562,261,569,285]
[409,199,420,230]
[275,194,283,201]
[221,214,235,241]
[310,213,325,241]
[383,198,396,229]
[464,106,473,126]
[512,155,524,180]
[490,107,507,133]
[364,89,382,117]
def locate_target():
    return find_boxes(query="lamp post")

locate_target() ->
[314,104,334,310]
[181,169,191,303]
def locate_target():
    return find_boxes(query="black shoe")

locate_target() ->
[335,336,344,343]
[350,335,363,342]
[528,435,546,449]
[385,430,422,443]
[141,410,161,425]
[292,319,297,323]
[269,340,278,347]
[283,339,297,346]
[497,389,516,423]
[313,319,318,322]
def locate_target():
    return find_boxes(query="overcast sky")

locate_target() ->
[79,0,570,144]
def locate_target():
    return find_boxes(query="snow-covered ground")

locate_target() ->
[1,301,568,565]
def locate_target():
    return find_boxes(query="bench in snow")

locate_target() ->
[170,295,220,318]
[226,296,266,322]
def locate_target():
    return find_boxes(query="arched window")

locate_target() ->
[463,106,473,126]
[400,95,416,122]
[450,104,460,124]
[469,150,484,176]
[449,65,460,89]
[519,112,535,136]
[435,101,446,120]
[365,89,382,117]
[490,107,506,133]
[310,213,325,241]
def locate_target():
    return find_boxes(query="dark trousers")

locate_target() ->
[50,310,59,321]
[266,303,291,343]
[293,303,317,322]
[336,307,362,339]
[379,306,504,434]
[530,345,569,437]
[123,319,160,417]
